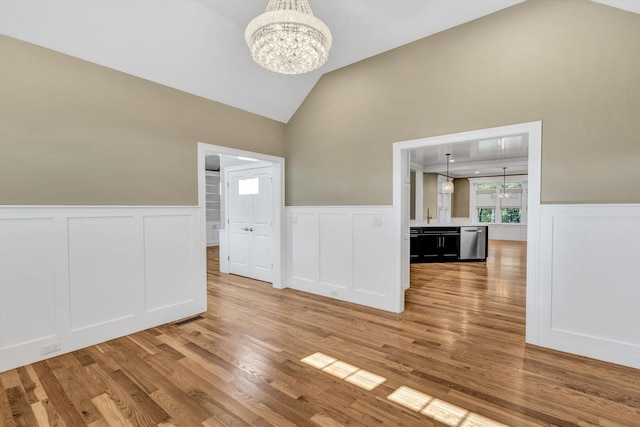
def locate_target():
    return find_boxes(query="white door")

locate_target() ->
[227,166,273,282]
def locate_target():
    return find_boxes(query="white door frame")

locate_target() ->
[392,121,542,343]
[197,143,285,289]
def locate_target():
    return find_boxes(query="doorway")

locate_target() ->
[197,143,285,289]
[392,121,542,343]
[226,163,273,282]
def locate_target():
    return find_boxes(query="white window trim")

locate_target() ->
[468,175,528,225]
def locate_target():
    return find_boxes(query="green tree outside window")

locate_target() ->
[477,208,495,222]
[502,208,521,223]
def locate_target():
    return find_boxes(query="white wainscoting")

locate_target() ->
[489,224,527,241]
[452,218,527,241]
[0,206,205,372]
[534,204,640,369]
[286,206,397,312]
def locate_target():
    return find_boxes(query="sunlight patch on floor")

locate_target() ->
[388,385,433,411]
[301,352,337,369]
[302,353,507,426]
[344,369,387,391]
[301,352,387,391]
[387,385,508,427]
[461,412,510,427]
[322,360,359,379]
[422,398,468,425]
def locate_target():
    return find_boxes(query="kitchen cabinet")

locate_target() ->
[410,226,486,263]
[420,228,460,262]
[410,228,421,262]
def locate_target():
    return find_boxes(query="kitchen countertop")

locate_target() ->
[411,222,526,227]
[410,222,488,227]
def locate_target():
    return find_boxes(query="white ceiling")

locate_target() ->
[1,1,637,123]
[411,133,529,178]
[592,0,640,14]
[0,0,526,123]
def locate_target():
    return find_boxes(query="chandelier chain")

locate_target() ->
[266,0,314,15]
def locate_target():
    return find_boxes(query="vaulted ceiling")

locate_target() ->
[1,1,637,123]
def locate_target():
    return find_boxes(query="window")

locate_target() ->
[501,208,521,223]
[501,182,522,189]
[477,208,495,223]
[470,175,528,225]
[238,178,259,195]
[477,183,496,190]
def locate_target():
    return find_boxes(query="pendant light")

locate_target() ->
[497,167,509,198]
[442,153,454,194]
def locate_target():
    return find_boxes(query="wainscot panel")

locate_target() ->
[0,218,56,349]
[0,206,205,372]
[68,216,136,331]
[488,224,527,241]
[286,206,396,312]
[537,204,640,369]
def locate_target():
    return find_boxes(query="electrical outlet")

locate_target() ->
[41,342,61,355]
[373,217,382,227]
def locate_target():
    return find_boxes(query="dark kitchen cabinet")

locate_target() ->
[423,229,459,262]
[420,233,440,261]
[411,226,487,263]
[410,228,421,263]
[440,233,460,261]
[411,227,460,263]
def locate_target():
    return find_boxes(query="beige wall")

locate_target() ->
[422,173,438,221]
[452,179,470,218]
[0,36,285,205]
[285,0,640,206]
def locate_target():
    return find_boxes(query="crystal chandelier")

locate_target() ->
[442,153,454,194]
[245,0,332,75]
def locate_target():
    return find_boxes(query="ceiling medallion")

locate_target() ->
[245,0,332,75]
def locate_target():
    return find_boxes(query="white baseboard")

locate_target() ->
[532,204,640,368]
[0,205,205,372]
[286,206,397,312]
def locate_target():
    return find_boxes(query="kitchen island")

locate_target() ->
[410,224,488,263]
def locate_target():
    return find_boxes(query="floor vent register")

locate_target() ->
[173,315,205,327]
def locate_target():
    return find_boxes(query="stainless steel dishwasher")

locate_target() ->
[460,226,487,260]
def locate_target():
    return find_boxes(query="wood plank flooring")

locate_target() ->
[2,241,639,426]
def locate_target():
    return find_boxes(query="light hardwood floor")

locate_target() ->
[2,241,639,426]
